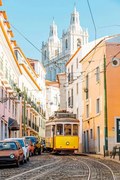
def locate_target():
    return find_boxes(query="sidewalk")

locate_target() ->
[75,153,120,163]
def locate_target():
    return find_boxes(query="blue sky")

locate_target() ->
[1,0,120,60]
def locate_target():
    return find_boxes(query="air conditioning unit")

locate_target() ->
[112,58,120,67]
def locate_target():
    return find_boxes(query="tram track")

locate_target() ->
[69,156,91,180]
[77,156,117,179]
[1,154,120,180]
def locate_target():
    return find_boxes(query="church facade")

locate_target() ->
[42,7,89,81]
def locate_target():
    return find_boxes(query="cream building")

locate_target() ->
[28,58,46,139]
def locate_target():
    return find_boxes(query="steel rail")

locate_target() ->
[81,157,116,180]
[69,156,91,180]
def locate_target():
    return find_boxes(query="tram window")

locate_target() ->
[73,124,78,135]
[45,125,51,137]
[64,124,71,135]
[56,124,63,135]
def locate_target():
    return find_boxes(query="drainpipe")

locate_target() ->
[104,55,108,151]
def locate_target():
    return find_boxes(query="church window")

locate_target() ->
[65,39,68,49]
[44,50,47,60]
[51,28,53,35]
[55,49,58,56]
[73,17,75,23]
[77,39,81,48]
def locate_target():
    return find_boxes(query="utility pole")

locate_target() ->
[23,88,26,136]
[104,55,108,151]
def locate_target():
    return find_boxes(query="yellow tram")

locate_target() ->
[45,111,79,153]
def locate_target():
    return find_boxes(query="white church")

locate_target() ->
[42,7,89,81]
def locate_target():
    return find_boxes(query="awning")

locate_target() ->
[8,118,20,131]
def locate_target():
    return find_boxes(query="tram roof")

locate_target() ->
[46,118,79,124]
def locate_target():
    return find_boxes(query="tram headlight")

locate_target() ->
[66,141,70,145]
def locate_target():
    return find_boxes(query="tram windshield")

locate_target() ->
[64,124,71,135]
[56,124,63,135]
[73,124,78,135]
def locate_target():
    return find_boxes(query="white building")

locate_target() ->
[28,58,46,139]
[42,7,88,81]
[46,80,60,118]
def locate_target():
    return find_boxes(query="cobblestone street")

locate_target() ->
[0,154,120,180]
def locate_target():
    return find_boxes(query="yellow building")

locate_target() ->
[81,35,120,154]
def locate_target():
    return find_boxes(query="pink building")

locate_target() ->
[0,11,21,139]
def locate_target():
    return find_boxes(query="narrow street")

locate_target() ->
[0,154,120,180]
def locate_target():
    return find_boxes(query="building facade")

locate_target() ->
[81,35,120,154]
[46,80,60,118]
[42,7,88,81]
[0,11,21,140]
[28,58,46,139]
[0,9,46,140]
[57,73,66,111]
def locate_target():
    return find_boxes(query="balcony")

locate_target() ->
[1,76,9,84]
[26,97,32,107]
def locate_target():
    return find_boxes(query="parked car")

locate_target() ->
[4,138,29,162]
[25,136,41,155]
[0,140,24,167]
[25,139,34,156]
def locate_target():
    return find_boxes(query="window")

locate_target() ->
[71,65,73,82]
[5,124,7,138]
[76,83,78,94]
[12,102,14,115]
[56,124,63,135]
[76,58,79,69]
[73,17,75,22]
[71,89,73,108]
[86,104,89,118]
[64,124,71,135]
[45,125,51,137]
[86,75,89,99]
[68,91,70,107]
[15,103,17,117]
[73,124,78,135]
[68,68,70,82]
[76,108,79,119]
[8,99,11,110]
[96,67,100,82]
[90,129,93,139]
[65,39,68,49]
[77,39,81,48]
[96,98,100,114]
[44,50,47,60]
